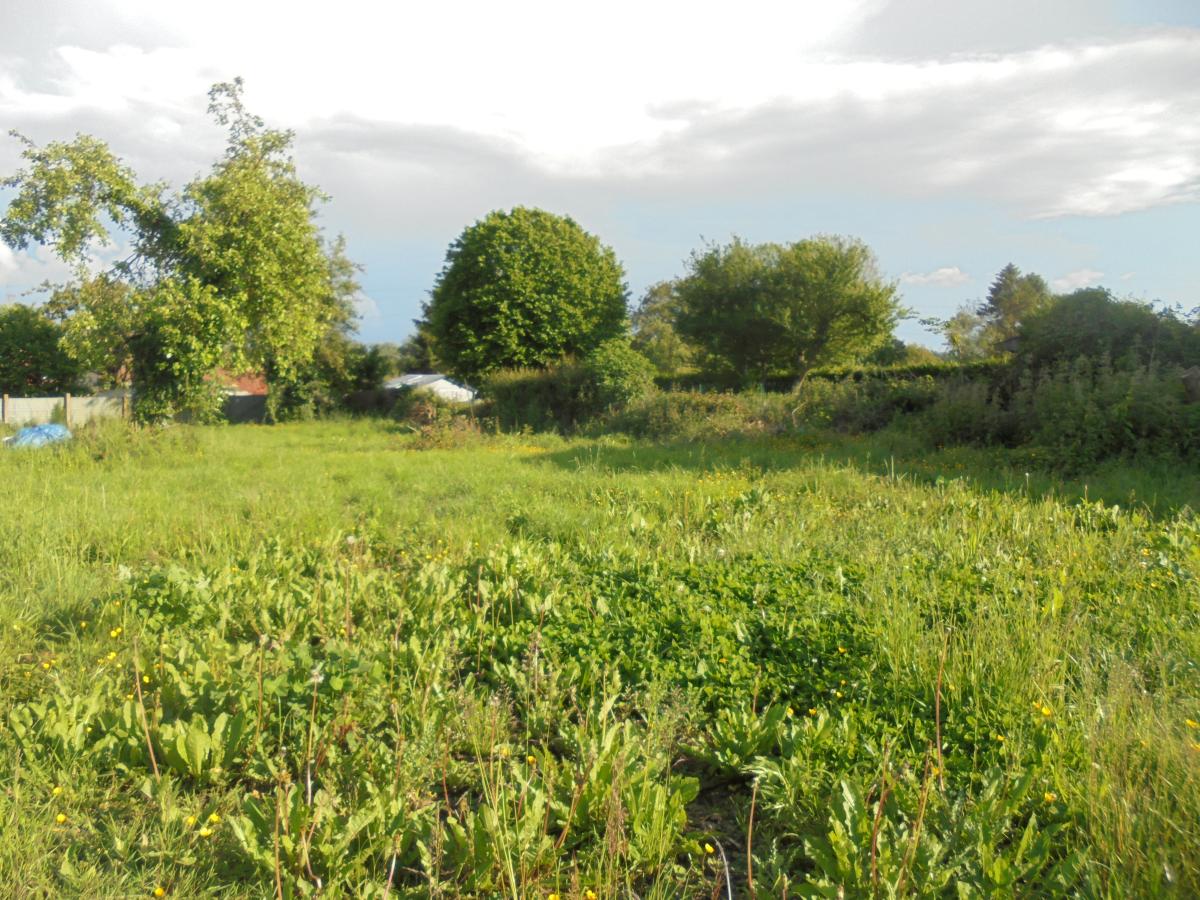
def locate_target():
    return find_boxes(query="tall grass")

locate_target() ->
[0,419,1196,896]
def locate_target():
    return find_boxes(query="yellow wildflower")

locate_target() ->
[808,708,817,716]
[207,812,221,824]
[704,842,715,855]
[52,786,63,797]
[837,646,847,654]
[1186,719,1199,730]
[143,675,151,684]
[1044,791,1057,803]
[79,621,88,629]
[527,754,536,765]
[585,892,597,900]
[154,888,166,898]
[55,813,67,824]
[996,735,1006,743]
[107,651,117,661]
[185,815,197,827]
[110,627,122,639]
[198,827,213,838]
[1041,706,1053,718]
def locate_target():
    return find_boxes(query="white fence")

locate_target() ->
[1,390,130,427]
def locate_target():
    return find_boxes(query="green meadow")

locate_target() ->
[1,420,1197,897]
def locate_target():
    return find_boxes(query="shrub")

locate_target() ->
[484,364,591,432]
[581,338,656,410]
[1016,289,1200,373]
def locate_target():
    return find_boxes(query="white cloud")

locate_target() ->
[352,292,382,322]
[1,5,1195,221]
[1051,268,1105,292]
[900,266,970,287]
[0,243,73,298]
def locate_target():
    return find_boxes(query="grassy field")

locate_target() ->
[0,419,1197,897]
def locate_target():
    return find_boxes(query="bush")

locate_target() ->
[1016,289,1200,373]
[581,338,656,410]
[484,364,591,432]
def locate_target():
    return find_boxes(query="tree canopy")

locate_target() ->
[1016,288,1200,372]
[1,79,357,419]
[0,304,84,395]
[630,281,694,375]
[673,236,902,383]
[423,207,628,384]
[944,263,1054,359]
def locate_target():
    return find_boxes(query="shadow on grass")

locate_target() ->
[530,432,1200,518]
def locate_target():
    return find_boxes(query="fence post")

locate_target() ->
[1,393,6,425]
[64,393,72,428]
[121,390,129,420]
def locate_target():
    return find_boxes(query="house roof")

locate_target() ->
[387,373,449,389]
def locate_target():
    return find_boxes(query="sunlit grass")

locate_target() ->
[0,419,1196,896]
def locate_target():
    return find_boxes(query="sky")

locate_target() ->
[1,0,1197,348]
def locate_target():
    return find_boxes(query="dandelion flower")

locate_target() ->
[1044,791,1057,803]
[55,813,67,824]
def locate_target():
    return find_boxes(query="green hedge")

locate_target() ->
[655,359,1008,392]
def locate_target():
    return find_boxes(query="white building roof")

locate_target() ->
[383,373,476,401]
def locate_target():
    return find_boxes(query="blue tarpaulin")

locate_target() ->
[7,424,73,448]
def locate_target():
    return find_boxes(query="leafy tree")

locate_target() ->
[865,338,942,366]
[1,79,356,420]
[0,303,84,394]
[978,263,1053,346]
[942,306,990,360]
[424,207,628,384]
[630,281,693,375]
[1016,288,1200,372]
[941,264,1053,359]
[674,236,902,383]
[392,323,440,373]
[581,337,657,409]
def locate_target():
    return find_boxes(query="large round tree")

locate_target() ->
[675,235,902,384]
[424,207,628,383]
